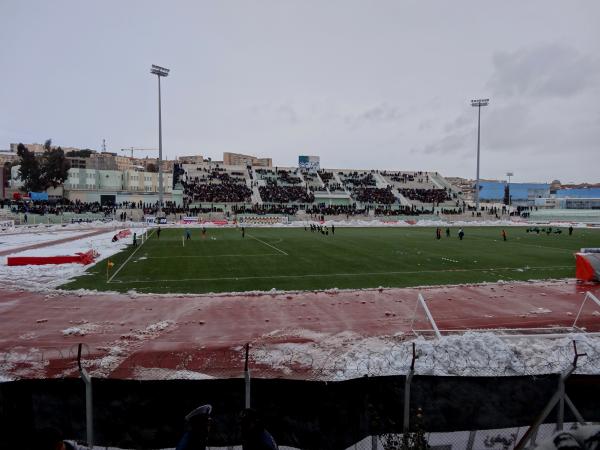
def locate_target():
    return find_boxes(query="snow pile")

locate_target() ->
[250,331,600,379]
[61,322,100,336]
[132,368,214,380]
[88,320,176,377]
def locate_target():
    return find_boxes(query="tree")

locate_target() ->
[16,143,44,192]
[41,146,70,189]
[146,163,158,173]
[16,140,71,192]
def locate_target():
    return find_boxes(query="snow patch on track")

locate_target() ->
[249,330,600,379]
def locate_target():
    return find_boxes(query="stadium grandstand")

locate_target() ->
[171,161,465,220]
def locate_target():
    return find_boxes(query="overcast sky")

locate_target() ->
[1,1,599,183]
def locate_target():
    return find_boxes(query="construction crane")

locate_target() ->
[120,147,158,158]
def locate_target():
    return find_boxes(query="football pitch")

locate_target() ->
[62,226,600,294]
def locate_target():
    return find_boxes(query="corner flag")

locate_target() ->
[106,260,115,281]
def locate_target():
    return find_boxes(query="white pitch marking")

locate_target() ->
[247,234,288,255]
[107,229,155,283]
[117,265,572,283]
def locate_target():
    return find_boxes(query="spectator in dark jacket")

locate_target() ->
[240,408,278,450]
[176,404,212,450]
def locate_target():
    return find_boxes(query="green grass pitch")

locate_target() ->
[61,226,600,294]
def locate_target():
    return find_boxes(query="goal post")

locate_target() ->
[410,293,442,339]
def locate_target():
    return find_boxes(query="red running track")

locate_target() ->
[0,280,599,380]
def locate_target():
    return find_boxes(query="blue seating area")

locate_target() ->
[556,187,600,198]
[478,181,550,201]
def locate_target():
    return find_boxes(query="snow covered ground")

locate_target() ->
[0,225,147,291]
[249,330,600,379]
[0,229,93,253]
[0,220,599,384]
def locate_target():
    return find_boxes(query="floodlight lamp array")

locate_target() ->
[150,65,170,77]
[471,99,489,107]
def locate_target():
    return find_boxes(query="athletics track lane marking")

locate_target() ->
[116,265,572,283]
[247,234,289,256]
[107,228,155,283]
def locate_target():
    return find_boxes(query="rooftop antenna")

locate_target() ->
[102,139,106,153]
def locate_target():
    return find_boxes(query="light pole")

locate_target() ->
[471,98,489,211]
[506,172,513,206]
[150,64,170,216]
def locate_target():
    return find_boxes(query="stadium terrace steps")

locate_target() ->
[393,189,412,206]
[250,181,262,204]
[373,172,390,188]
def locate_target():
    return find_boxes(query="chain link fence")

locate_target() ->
[2,333,600,380]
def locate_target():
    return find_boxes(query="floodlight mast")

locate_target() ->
[507,172,514,206]
[150,65,170,216]
[471,98,489,211]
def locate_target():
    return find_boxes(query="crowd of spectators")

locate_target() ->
[340,172,376,188]
[182,170,252,203]
[305,203,367,217]
[382,170,431,184]
[398,188,452,204]
[277,170,302,185]
[353,187,396,204]
[232,203,299,215]
[259,181,315,203]
[374,205,434,216]
[2,199,116,216]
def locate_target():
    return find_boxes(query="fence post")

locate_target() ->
[371,435,378,450]
[403,342,417,433]
[514,341,587,449]
[77,343,94,449]
[466,430,477,450]
[244,343,251,409]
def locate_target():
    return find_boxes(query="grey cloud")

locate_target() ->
[418,119,434,131]
[345,103,407,128]
[276,103,299,124]
[249,101,299,124]
[443,112,471,133]
[419,130,470,156]
[487,44,599,99]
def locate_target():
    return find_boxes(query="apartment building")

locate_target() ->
[223,152,272,167]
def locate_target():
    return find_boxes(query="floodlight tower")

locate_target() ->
[507,172,514,206]
[150,64,170,216]
[471,98,489,211]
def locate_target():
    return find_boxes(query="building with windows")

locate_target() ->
[223,152,272,167]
